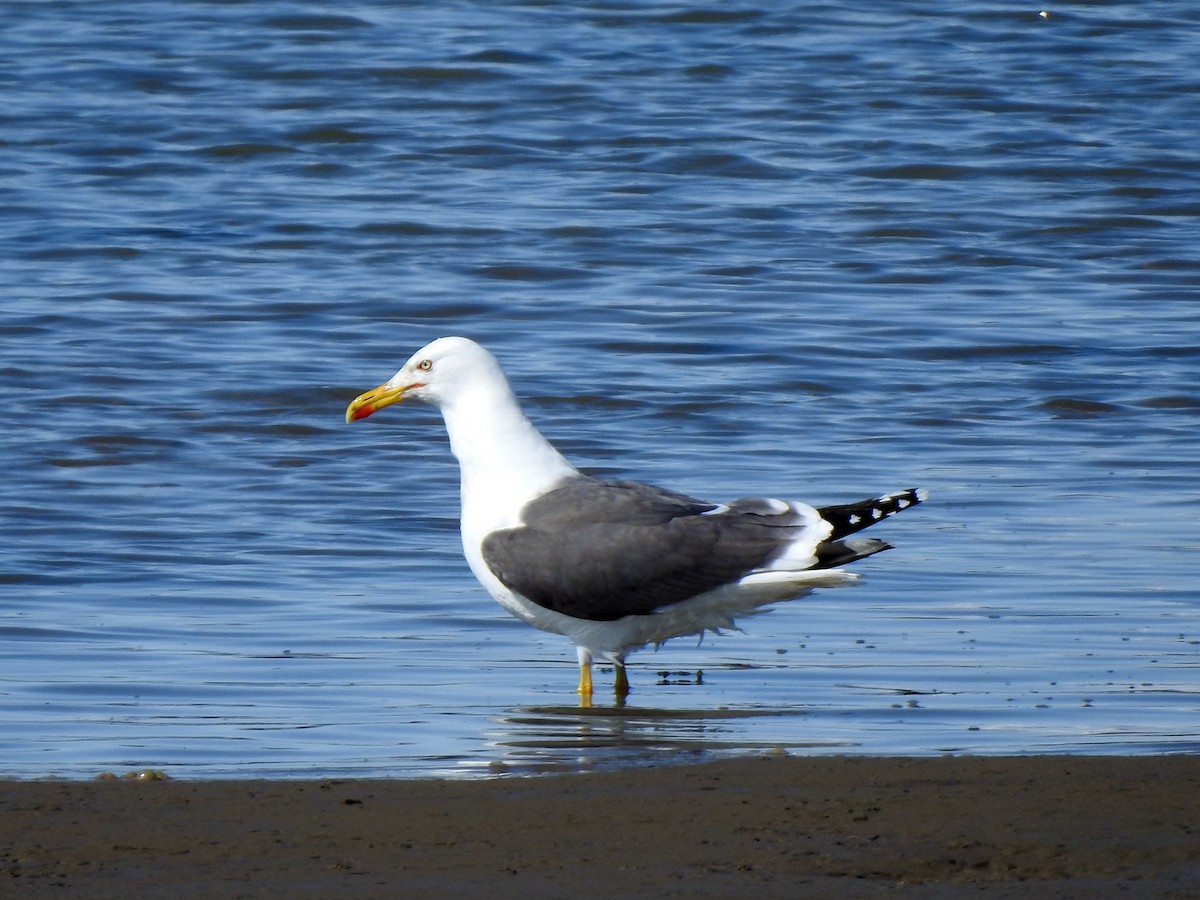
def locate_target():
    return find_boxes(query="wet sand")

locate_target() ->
[3,755,1197,898]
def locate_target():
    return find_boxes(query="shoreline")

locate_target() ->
[3,754,1197,897]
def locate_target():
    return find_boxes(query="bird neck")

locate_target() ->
[439,381,577,523]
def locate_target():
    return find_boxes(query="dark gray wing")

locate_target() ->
[479,478,808,621]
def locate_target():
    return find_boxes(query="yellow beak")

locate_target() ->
[345,381,419,423]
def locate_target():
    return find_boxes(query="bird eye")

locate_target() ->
[416,359,432,371]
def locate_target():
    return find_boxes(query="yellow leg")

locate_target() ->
[613,662,629,700]
[577,657,593,707]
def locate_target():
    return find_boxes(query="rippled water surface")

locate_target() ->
[2,2,1198,779]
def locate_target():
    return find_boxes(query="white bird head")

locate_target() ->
[345,336,507,421]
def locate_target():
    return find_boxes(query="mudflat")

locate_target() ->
[3,755,1197,898]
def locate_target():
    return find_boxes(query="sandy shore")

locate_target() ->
[2,755,1197,898]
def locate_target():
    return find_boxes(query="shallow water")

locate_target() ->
[2,2,1198,779]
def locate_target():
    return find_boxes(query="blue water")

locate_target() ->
[2,2,1198,779]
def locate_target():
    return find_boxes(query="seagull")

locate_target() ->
[345,337,925,704]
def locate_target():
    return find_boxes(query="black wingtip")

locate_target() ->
[813,536,893,569]
[817,488,926,541]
